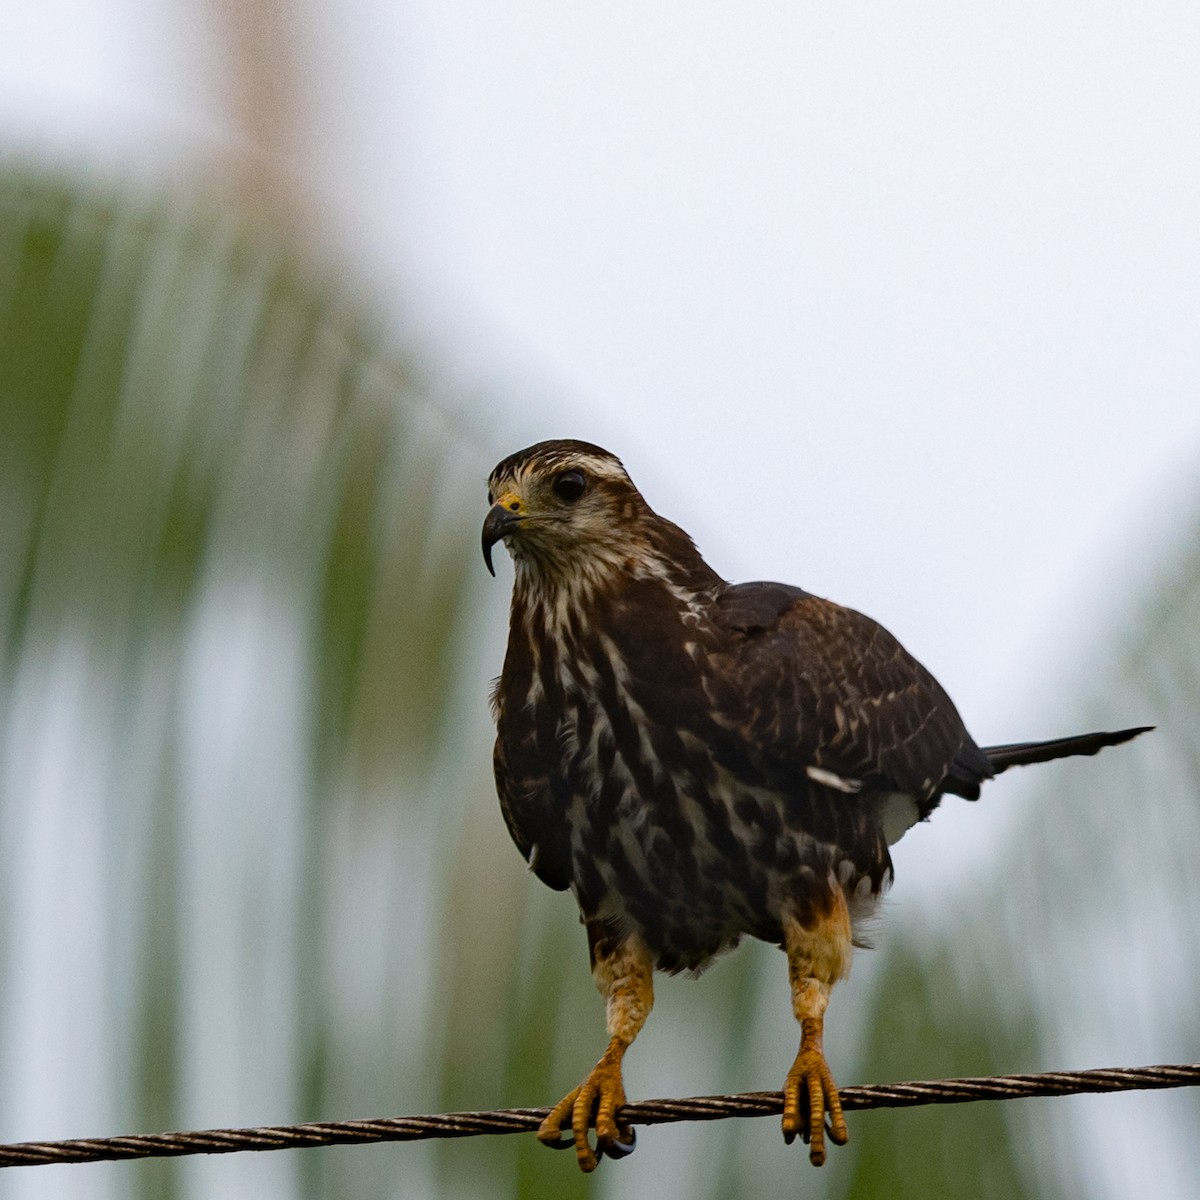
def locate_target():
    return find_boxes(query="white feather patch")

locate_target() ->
[879,792,921,845]
[806,765,863,793]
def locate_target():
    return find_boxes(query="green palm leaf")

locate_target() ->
[0,167,488,1200]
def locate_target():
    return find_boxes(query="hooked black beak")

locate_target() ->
[482,504,523,576]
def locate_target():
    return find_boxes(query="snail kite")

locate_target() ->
[482,438,1148,1172]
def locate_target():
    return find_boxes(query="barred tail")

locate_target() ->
[982,726,1153,774]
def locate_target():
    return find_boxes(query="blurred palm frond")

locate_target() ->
[0,166,488,1200]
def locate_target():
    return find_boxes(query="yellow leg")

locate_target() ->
[781,890,852,1166]
[537,931,654,1173]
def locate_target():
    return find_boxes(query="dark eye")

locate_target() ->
[552,469,586,502]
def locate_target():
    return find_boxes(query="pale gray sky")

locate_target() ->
[330,1,1200,728]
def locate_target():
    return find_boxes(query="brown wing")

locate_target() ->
[712,582,993,803]
[490,647,576,893]
[492,733,574,892]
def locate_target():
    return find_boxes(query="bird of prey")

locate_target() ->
[482,438,1148,1173]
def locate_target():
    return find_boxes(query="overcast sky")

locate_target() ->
[346,3,1200,740]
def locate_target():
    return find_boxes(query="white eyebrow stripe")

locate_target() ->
[493,454,629,491]
[566,455,628,479]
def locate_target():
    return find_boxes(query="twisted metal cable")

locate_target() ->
[2,1063,1196,1169]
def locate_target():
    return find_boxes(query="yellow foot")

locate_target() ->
[781,1022,849,1166]
[536,1041,637,1173]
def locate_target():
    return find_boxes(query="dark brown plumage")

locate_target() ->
[482,438,1149,1171]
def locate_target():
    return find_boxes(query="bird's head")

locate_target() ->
[482,440,648,583]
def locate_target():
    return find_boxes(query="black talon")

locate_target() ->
[543,1131,576,1151]
[603,1128,637,1159]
